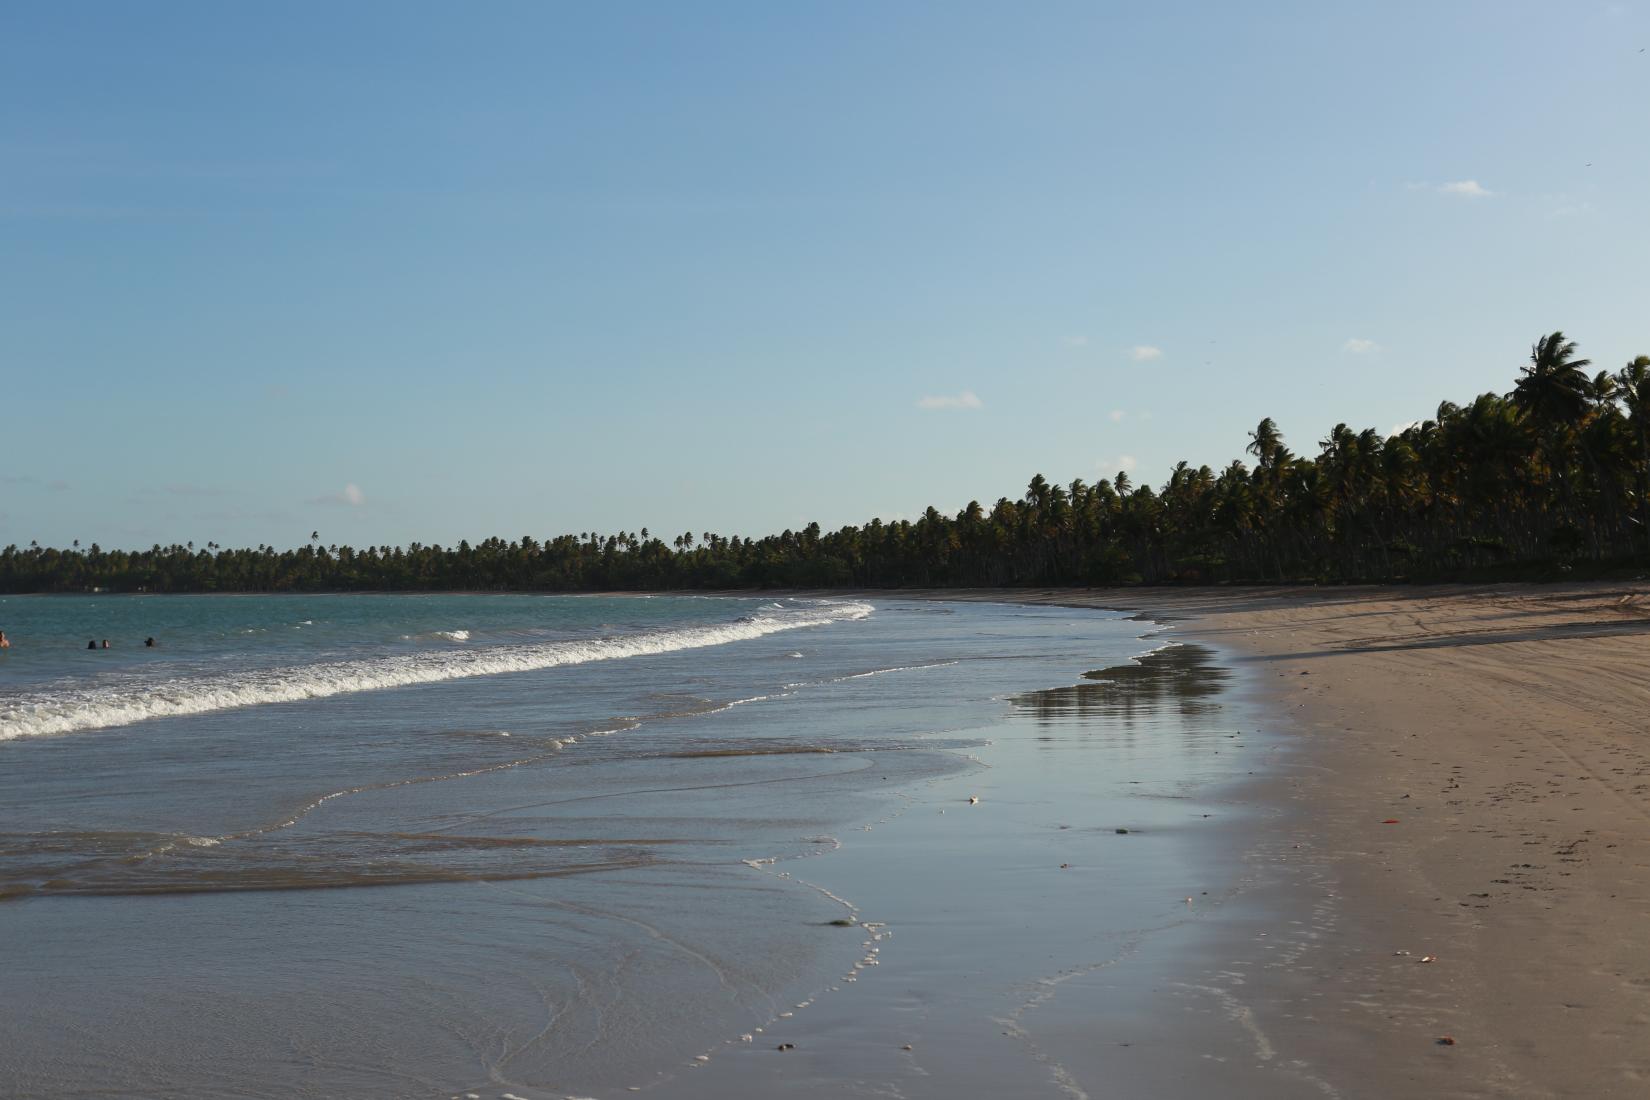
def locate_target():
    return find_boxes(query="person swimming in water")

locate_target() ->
[101,639,110,649]
[88,640,97,650]
[144,637,156,647]
[0,630,10,649]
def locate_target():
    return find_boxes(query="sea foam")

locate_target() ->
[0,600,873,741]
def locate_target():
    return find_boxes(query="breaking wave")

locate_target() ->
[0,600,874,741]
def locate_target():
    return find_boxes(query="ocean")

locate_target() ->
[0,593,1255,1098]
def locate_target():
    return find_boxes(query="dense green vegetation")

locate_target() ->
[6,332,1648,593]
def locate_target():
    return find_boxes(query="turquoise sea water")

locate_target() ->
[0,594,1250,1098]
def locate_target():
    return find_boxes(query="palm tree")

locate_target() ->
[1511,332,1596,532]
[1617,355,1650,552]
[1513,331,1593,428]
[1246,418,1285,472]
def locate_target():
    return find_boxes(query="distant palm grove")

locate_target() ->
[6,333,1649,593]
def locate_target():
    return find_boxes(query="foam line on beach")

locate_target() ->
[0,600,874,740]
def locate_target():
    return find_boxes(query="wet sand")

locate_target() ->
[668,630,1285,1100]
[933,583,1650,1098]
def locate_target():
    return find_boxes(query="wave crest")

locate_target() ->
[0,601,873,741]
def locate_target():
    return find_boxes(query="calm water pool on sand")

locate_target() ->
[0,594,1257,1099]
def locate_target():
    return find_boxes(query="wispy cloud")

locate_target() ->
[309,483,365,507]
[1343,337,1380,354]
[916,391,983,411]
[1440,179,1494,198]
[1064,335,1089,348]
[1389,420,1423,437]
[1410,179,1495,199]
[1127,345,1163,362]
[1108,409,1126,423]
[1099,454,1139,474]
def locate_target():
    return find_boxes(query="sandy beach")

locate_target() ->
[647,583,1650,1099]
[6,587,1646,1098]
[959,583,1650,1098]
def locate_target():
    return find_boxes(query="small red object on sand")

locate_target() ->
[1437,1036,1456,1046]
[1382,819,1400,824]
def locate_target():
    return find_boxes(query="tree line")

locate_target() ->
[5,331,1647,594]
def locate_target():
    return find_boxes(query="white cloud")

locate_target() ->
[1064,335,1089,348]
[916,391,983,411]
[1108,409,1126,423]
[1438,180,1494,198]
[1127,345,1163,362]
[1343,337,1380,354]
[1389,420,1422,437]
[1406,180,1496,198]
[311,483,366,507]
[1099,454,1139,475]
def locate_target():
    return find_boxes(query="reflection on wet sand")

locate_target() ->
[1010,643,1229,726]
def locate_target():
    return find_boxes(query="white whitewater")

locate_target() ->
[0,600,873,740]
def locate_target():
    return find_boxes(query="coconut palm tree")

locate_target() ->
[1617,355,1650,552]
[1513,331,1594,428]
[1511,332,1596,529]
[1246,418,1287,472]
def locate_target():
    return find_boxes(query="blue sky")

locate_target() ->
[4,1,1648,549]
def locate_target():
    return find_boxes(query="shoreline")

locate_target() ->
[665,599,1288,1099]
[920,583,1650,1097]
[8,585,1645,1096]
[6,594,1252,1099]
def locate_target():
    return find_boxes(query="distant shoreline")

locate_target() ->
[8,562,1648,598]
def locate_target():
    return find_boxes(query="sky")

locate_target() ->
[3,1,1648,550]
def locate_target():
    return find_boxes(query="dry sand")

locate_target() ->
[977,582,1650,1098]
